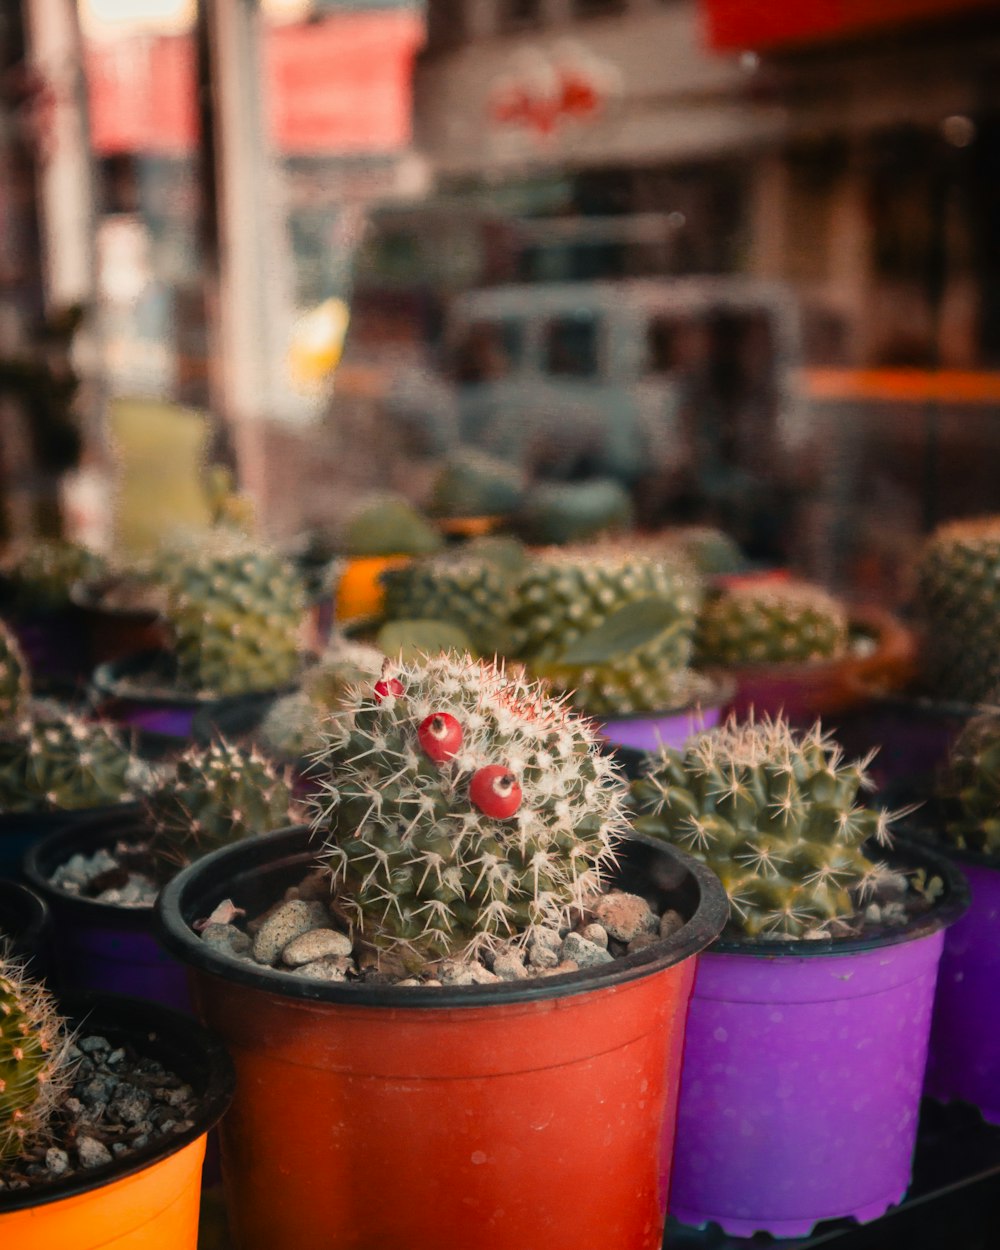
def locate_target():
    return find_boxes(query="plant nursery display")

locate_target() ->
[335,493,443,620]
[157,653,727,1250]
[631,716,967,1237]
[0,960,233,1248]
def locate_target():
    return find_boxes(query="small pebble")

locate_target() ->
[627,932,659,954]
[281,928,353,966]
[439,961,499,986]
[201,924,252,957]
[659,910,685,939]
[561,932,613,968]
[252,900,329,965]
[595,892,658,943]
[526,944,559,970]
[77,1137,112,1169]
[45,1148,69,1176]
[290,956,353,981]
[865,903,882,924]
[492,949,528,981]
[581,923,609,949]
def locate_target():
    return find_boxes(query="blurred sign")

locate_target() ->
[86,34,197,154]
[488,42,621,138]
[265,11,425,154]
[702,0,999,50]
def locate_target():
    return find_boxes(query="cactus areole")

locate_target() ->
[310,654,627,959]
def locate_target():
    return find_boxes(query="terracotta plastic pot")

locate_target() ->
[335,555,412,621]
[70,577,170,667]
[0,804,133,882]
[0,878,50,969]
[0,992,234,1248]
[24,807,190,1012]
[157,826,727,1250]
[723,605,916,724]
[668,841,968,1238]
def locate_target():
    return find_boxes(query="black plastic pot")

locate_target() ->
[0,878,50,969]
[0,991,234,1238]
[0,803,135,883]
[23,806,190,1012]
[70,576,170,667]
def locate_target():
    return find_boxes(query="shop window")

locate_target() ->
[453,319,523,383]
[543,313,600,377]
[646,317,683,374]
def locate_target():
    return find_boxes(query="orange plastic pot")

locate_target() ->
[157,827,727,1250]
[0,994,234,1250]
[335,555,412,621]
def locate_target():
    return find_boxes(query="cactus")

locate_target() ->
[381,555,517,656]
[935,710,1000,854]
[517,479,633,547]
[695,582,850,667]
[0,956,71,1160]
[663,526,747,576]
[429,449,525,519]
[310,654,627,959]
[916,516,1000,704]
[0,708,136,813]
[146,738,292,866]
[2,539,106,614]
[631,716,893,938]
[0,620,29,724]
[342,494,443,558]
[162,541,306,697]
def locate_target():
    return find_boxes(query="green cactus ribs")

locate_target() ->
[342,494,443,558]
[0,958,69,1160]
[381,554,517,657]
[146,738,292,866]
[2,539,106,615]
[916,516,1000,704]
[428,450,525,520]
[936,710,1000,854]
[695,581,849,668]
[0,709,135,813]
[631,716,894,939]
[310,653,628,960]
[0,620,29,723]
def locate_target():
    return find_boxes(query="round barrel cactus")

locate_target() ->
[0,708,136,813]
[695,581,849,667]
[0,957,70,1160]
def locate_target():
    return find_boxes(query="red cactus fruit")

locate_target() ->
[417,713,463,763]
[374,677,404,702]
[470,765,523,819]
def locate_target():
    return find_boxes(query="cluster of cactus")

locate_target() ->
[145,738,291,866]
[0,621,29,724]
[342,494,442,558]
[2,539,106,614]
[0,956,70,1160]
[663,527,747,577]
[161,541,306,697]
[429,449,526,519]
[695,582,849,668]
[260,639,383,761]
[0,708,136,813]
[516,479,633,547]
[310,653,627,959]
[915,516,1000,704]
[514,551,703,717]
[631,716,893,938]
[381,554,518,657]
[935,710,1000,854]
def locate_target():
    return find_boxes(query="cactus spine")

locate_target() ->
[0,621,29,724]
[631,716,893,939]
[310,654,627,959]
[936,710,1000,854]
[0,957,70,1160]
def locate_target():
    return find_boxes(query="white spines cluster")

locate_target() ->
[310,653,628,959]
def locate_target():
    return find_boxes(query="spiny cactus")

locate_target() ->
[2,539,106,614]
[935,710,1000,854]
[695,582,849,667]
[429,449,525,519]
[631,716,894,939]
[342,494,443,558]
[0,709,136,813]
[916,516,1000,704]
[0,620,29,724]
[162,542,306,696]
[310,654,627,959]
[146,738,292,865]
[381,555,517,656]
[663,526,747,577]
[517,479,633,547]
[0,956,71,1160]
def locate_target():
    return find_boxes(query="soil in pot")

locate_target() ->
[0,990,233,1248]
[156,826,727,1250]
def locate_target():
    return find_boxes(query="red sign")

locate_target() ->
[488,45,620,138]
[264,11,424,155]
[702,0,999,51]
[86,34,198,156]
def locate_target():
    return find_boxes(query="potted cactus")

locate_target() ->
[0,959,232,1248]
[694,580,915,722]
[335,494,443,621]
[69,561,170,668]
[0,538,106,688]
[24,739,293,1010]
[156,653,726,1250]
[91,539,307,742]
[427,448,525,537]
[630,716,967,1237]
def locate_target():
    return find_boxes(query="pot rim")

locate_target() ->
[156,825,729,1009]
[69,575,165,624]
[92,651,299,711]
[0,990,234,1214]
[708,836,969,958]
[23,807,162,931]
[0,800,139,834]
[597,674,737,728]
[0,879,49,951]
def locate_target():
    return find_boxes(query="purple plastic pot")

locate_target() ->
[8,609,90,684]
[599,679,735,754]
[923,845,1000,1123]
[23,807,191,1013]
[668,842,968,1238]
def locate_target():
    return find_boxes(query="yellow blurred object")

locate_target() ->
[108,397,213,555]
[335,554,412,621]
[288,298,350,390]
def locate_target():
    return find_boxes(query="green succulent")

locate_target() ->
[935,710,1000,854]
[381,554,517,656]
[0,708,136,813]
[517,479,633,546]
[0,956,70,1160]
[342,495,443,558]
[695,582,849,667]
[429,449,525,519]
[0,620,29,724]
[631,716,893,939]
[3,539,106,614]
